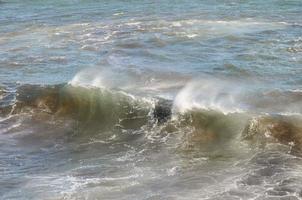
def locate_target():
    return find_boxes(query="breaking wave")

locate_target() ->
[173,77,302,115]
[1,82,302,153]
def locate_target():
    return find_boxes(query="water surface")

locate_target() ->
[1,0,302,199]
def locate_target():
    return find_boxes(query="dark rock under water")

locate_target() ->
[154,98,173,123]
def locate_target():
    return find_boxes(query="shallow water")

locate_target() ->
[1,0,302,199]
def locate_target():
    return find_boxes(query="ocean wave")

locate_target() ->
[242,115,302,151]
[173,77,302,115]
[69,66,188,97]
[1,83,302,152]
[7,84,155,131]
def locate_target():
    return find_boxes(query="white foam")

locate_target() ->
[69,66,189,99]
[173,76,302,116]
[69,67,105,89]
[164,18,287,39]
[173,77,246,114]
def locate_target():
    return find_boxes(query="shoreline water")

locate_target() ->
[1,0,302,199]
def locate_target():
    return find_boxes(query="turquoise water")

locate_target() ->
[1,1,302,199]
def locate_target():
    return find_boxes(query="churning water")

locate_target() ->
[1,0,302,199]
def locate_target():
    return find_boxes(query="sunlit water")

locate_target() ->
[1,0,302,199]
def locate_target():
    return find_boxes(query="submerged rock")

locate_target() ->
[154,98,172,123]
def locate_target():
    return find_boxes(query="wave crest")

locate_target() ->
[1,83,302,153]
[173,77,302,115]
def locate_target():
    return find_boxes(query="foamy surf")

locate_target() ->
[1,0,302,199]
[2,80,302,199]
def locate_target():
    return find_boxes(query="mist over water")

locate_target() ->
[1,0,302,199]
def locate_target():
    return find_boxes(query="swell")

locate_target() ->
[1,83,302,153]
[242,115,302,153]
[0,84,158,131]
